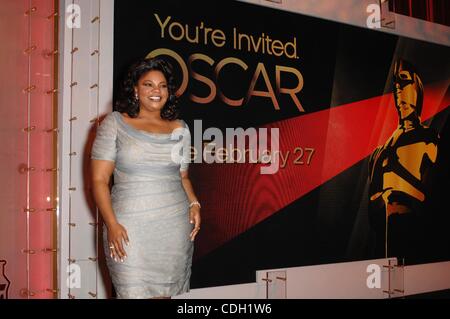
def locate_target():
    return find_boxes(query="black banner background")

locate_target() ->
[114,0,450,288]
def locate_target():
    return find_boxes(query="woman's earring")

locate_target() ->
[135,93,139,101]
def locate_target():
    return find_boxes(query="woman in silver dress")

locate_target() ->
[91,58,201,299]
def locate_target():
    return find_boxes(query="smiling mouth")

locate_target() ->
[149,96,162,102]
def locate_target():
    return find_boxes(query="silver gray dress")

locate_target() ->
[91,111,193,299]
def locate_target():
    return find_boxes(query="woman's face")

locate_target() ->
[134,70,169,113]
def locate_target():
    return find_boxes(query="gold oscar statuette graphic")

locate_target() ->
[368,59,439,262]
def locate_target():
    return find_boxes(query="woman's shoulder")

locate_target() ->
[111,111,124,119]
[104,111,120,118]
[98,111,120,128]
[174,118,187,128]
[181,119,191,132]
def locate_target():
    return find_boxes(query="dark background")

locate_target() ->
[114,0,450,288]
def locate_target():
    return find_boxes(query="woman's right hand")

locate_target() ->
[107,222,129,262]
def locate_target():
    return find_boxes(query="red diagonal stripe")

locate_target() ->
[194,81,449,258]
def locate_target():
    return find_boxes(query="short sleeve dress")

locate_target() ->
[91,111,193,299]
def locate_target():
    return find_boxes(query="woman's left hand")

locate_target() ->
[189,206,201,241]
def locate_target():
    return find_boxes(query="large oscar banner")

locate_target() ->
[114,0,450,288]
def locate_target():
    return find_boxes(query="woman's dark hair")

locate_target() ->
[115,57,179,120]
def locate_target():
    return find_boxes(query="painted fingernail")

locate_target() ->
[120,258,124,263]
